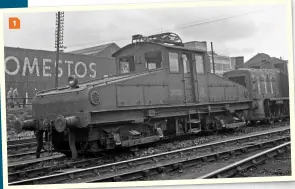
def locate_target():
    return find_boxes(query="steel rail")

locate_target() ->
[84,136,290,183]
[8,154,65,173]
[7,138,36,146]
[8,156,111,182]
[8,141,37,152]
[8,150,44,160]
[197,141,291,179]
[8,125,289,182]
[9,126,290,185]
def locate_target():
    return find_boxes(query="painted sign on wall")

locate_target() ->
[4,47,117,97]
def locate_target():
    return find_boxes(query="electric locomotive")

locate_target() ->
[15,33,258,159]
[223,68,289,124]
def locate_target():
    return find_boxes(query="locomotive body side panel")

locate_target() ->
[207,73,249,102]
[32,87,92,128]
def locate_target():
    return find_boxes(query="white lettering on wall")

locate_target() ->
[43,59,51,77]
[55,60,63,78]
[5,56,20,75]
[89,63,96,78]
[5,56,100,79]
[22,57,40,76]
[65,60,73,76]
[75,62,87,78]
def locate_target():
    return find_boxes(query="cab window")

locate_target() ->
[119,56,135,74]
[145,51,162,70]
[182,54,190,73]
[195,54,204,74]
[169,52,179,73]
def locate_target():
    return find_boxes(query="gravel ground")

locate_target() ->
[6,107,34,141]
[116,122,289,161]
[234,149,292,177]
[148,147,291,181]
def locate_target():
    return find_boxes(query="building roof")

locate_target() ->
[245,53,287,65]
[112,41,207,57]
[68,43,120,56]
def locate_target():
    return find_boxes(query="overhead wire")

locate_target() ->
[65,4,282,50]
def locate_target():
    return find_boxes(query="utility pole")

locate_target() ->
[54,11,64,88]
[210,42,215,74]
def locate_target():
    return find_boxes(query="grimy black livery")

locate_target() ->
[14,33,290,159]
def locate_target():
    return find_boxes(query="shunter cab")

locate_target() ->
[223,68,288,100]
[112,32,221,105]
[223,68,289,122]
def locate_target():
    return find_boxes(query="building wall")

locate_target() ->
[184,41,207,51]
[208,53,232,75]
[4,47,116,98]
[230,56,244,69]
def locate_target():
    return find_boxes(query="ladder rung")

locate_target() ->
[190,128,201,133]
[188,119,201,124]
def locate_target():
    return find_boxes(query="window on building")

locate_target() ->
[182,54,190,73]
[195,54,204,74]
[119,56,135,74]
[224,64,230,71]
[169,52,179,73]
[145,51,162,70]
[215,63,222,71]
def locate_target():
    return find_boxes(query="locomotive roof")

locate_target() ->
[224,68,282,75]
[112,41,207,57]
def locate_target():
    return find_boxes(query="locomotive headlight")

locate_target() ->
[68,75,78,88]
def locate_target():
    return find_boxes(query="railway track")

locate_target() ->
[7,138,53,161]
[7,123,288,176]
[197,141,291,179]
[7,138,37,152]
[9,126,290,185]
[7,138,36,146]
[8,154,65,173]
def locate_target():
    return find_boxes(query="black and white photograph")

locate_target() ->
[1,0,294,187]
